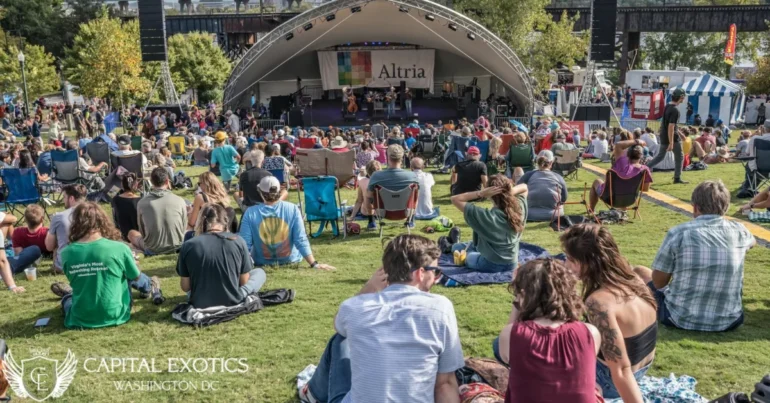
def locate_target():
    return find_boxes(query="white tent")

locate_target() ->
[668,74,745,124]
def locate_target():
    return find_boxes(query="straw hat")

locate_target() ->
[331,136,348,149]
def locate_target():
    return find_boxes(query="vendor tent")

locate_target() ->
[668,74,745,124]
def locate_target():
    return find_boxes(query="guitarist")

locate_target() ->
[386,86,397,118]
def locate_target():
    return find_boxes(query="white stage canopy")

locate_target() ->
[223,0,534,116]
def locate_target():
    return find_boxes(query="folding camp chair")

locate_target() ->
[114,153,150,193]
[747,138,770,194]
[298,137,317,149]
[168,136,192,163]
[443,135,470,169]
[373,183,419,239]
[268,167,288,188]
[553,149,581,180]
[295,149,356,187]
[86,141,111,175]
[131,136,143,152]
[591,169,648,221]
[415,135,442,168]
[2,168,49,225]
[51,149,96,189]
[404,128,420,138]
[299,176,348,239]
[553,182,594,231]
[506,144,535,177]
[469,139,490,163]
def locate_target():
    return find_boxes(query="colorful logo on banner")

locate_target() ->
[337,51,372,86]
[724,24,737,66]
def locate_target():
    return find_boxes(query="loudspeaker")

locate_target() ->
[569,105,611,122]
[289,108,304,127]
[138,0,167,62]
[464,103,480,120]
[590,0,617,61]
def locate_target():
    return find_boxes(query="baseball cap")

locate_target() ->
[117,135,131,146]
[672,88,686,100]
[214,131,228,142]
[537,150,555,162]
[467,146,480,155]
[387,144,404,160]
[258,176,281,193]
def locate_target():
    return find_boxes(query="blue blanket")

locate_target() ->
[439,242,565,286]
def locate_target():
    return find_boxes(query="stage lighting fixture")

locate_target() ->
[286,33,294,40]
[448,23,458,31]
[351,6,361,12]
[399,6,409,12]
[425,14,435,21]
[326,14,336,21]
[467,32,475,40]
[304,23,313,31]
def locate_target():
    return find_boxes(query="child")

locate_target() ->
[11,205,51,257]
[348,160,381,230]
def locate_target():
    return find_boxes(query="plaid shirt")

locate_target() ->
[652,215,755,331]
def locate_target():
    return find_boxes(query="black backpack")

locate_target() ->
[173,171,193,189]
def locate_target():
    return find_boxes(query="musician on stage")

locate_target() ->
[366,90,375,118]
[386,86,397,118]
[404,87,413,116]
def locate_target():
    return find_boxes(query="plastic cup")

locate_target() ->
[24,267,37,281]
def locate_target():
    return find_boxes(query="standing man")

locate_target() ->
[404,87,413,117]
[386,87,397,118]
[646,88,687,184]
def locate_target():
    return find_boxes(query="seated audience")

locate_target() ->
[0,211,41,294]
[177,204,266,309]
[589,139,652,212]
[641,127,659,155]
[505,132,535,183]
[128,168,187,256]
[66,140,105,192]
[349,160,381,230]
[411,157,435,218]
[211,131,241,189]
[300,235,463,403]
[450,175,528,273]
[551,132,576,153]
[240,176,334,269]
[330,136,349,152]
[111,173,141,241]
[735,131,751,158]
[239,150,287,208]
[516,150,568,222]
[561,224,657,402]
[635,180,755,331]
[589,132,609,159]
[45,184,87,273]
[49,202,163,329]
[366,145,418,225]
[355,140,377,169]
[263,145,293,172]
[186,172,236,240]
[193,141,209,166]
[495,258,601,403]
[11,205,51,257]
[451,146,487,196]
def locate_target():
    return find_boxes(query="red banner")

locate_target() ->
[724,24,737,66]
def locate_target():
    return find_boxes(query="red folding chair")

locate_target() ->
[404,128,420,138]
[373,183,419,239]
[298,137,317,149]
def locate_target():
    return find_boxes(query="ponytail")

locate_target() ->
[121,172,137,192]
[536,156,550,169]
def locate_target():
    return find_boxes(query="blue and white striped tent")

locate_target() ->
[668,74,745,124]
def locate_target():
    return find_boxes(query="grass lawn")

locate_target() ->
[1,160,769,402]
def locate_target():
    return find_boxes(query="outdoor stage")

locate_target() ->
[294,98,461,127]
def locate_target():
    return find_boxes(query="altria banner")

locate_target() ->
[318,49,435,90]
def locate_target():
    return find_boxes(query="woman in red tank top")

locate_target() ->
[496,259,602,403]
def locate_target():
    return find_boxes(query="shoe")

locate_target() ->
[367,221,377,231]
[448,227,461,244]
[299,384,318,403]
[438,236,452,254]
[50,282,72,298]
[673,179,690,184]
[405,221,415,229]
[150,276,165,305]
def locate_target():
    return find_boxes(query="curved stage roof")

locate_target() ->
[223,0,534,116]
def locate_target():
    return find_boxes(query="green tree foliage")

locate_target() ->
[166,32,232,104]
[454,0,550,55]
[0,43,59,98]
[529,12,588,91]
[63,12,149,104]
[746,26,770,94]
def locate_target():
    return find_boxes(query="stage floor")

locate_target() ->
[294,98,462,127]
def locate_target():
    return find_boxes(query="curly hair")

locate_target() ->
[560,224,656,309]
[510,258,584,322]
[68,202,122,243]
[488,175,524,234]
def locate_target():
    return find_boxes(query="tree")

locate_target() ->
[528,12,588,91]
[166,32,232,104]
[0,43,59,98]
[454,0,550,54]
[63,12,149,105]
[746,26,770,94]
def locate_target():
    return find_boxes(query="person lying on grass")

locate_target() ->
[494,258,602,403]
[50,202,163,329]
[177,203,266,309]
[450,174,528,273]
[299,234,463,403]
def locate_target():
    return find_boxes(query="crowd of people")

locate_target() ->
[0,98,762,403]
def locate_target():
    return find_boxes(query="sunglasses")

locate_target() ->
[412,265,442,277]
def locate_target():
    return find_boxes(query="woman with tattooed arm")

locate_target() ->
[561,224,657,403]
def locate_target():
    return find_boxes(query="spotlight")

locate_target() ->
[286,33,294,41]
[351,6,361,12]
[326,14,336,21]
[304,23,313,31]
[448,23,457,31]
[399,6,409,12]
[425,14,435,21]
[467,32,475,40]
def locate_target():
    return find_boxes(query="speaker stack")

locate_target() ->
[590,0,617,62]
[138,0,167,62]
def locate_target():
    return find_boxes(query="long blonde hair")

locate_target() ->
[198,172,230,206]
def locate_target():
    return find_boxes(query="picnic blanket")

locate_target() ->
[749,211,770,223]
[438,242,565,287]
[606,374,706,403]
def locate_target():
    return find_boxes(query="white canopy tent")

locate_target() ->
[668,74,746,124]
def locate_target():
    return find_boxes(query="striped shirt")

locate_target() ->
[652,215,755,331]
[335,284,465,403]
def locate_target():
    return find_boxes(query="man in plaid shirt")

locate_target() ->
[635,180,756,332]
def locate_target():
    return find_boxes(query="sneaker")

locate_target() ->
[367,221,377,230]
[438,236,452,254]
[405,221,415,229]
[150,276,165,305]
[448,227,461,244]
[50,282,72,298]
[299,384,318,403]
[673,178,690,184]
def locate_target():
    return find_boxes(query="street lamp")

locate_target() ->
[17,51,30,119]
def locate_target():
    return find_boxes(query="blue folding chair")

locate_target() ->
[268,168,287,187]
[469,139,491,163]
[2,168,49,225]
[299,176,348,239]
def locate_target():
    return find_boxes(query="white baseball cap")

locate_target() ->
[258,176,281,193]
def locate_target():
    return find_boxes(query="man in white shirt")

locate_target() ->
[641,127,659,155]
[591,132,609,158]
[411,157,436,218]
[300,235,463,403]
[226,110,240,134]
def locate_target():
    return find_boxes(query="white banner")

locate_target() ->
[634,94,651,114]
[318,50,435,90]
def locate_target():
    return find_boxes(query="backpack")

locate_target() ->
[173,171,193,189]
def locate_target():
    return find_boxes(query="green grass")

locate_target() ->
[1,161,769,402]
